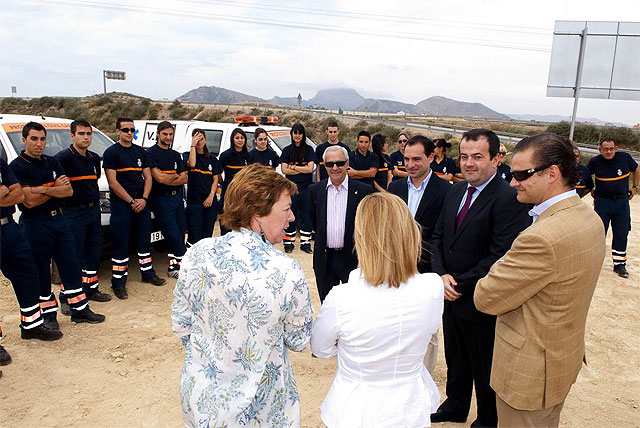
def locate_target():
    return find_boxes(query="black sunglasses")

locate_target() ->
[325,161,347,168]
[398,139,408,143]
[119,127,136,133]
[511,164,552,182]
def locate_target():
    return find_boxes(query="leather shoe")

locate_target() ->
[21,324,63,341]
[88,291,112,302]
[60,301,71,316]
[0,345,11,366]
[614,264,629,278]
[284,246,293,253]
[43,317,60,331]
[301,246,312,254]
[142,275,166,286]
[113,287,128,300]
[430,410,467,423]
[71,309,106,324]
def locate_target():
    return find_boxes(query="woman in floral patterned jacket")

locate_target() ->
[172,163,314,428]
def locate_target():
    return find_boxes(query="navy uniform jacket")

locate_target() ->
[55,145,101,205]
[10,152,66,215]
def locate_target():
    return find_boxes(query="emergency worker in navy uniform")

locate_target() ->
[1,157,62,374]
[431,138,458,182]
[183,128,222,246]
[146,121,188,278]
[280,123,316,253]
[315,121,350,181]
[9,122,105,329]
[496,143,512,182]
[587,138,639,278]
[248,127,280,169]
[574,146,594,198]
[55,119,111,315]
[348,130,378,188]
[371,133,394,192]
[218,128,249,235]
[103,117,166,300]
[390,132,409,182]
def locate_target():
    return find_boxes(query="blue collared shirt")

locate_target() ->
[528,189,576,224]
[407,170,433,217]
[457,173,497,215]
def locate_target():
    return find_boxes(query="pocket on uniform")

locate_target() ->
[496,320,526,349]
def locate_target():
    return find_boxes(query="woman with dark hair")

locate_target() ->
[218,128,248,235]
[172,164,313,427]
[371,134,394,192]
[248,127,280,169]
[183,129,223,246]
[280,123,316,253]
[431,138,458,182]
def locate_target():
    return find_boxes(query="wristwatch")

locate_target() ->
[129,199,135,205]
[142,196,148,201]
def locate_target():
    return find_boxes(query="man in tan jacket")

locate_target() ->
[474,133,605,427]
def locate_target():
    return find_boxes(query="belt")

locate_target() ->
[24,208,63,217]
[66,201,96,208]
[162,189,180,196]
[0,216,11,225]
[326,247,343,253]
[595,192,628,200]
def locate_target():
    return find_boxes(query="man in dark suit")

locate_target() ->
[430,129,530,427]
[388,134,451,374]
[309,145,373,302]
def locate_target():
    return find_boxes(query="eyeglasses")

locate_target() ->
[511,164,552,182]
[119,128,136,133]
[398,139,408,143]
[498,152,506,155]
[600,147,616,152]
[325,161,347,168]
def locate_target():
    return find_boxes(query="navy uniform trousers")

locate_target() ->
[0,220,43,330]
[21,212,89,318]
[150,191,186,272]
[110,196,157,290]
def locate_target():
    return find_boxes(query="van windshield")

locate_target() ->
[6,127,114,158]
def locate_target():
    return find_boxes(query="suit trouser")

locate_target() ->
[62,205,103,299]
[22,213,89,318]
[110,197,156,289]
[315,249,350,302]
[594,196,630,266]
[284,185,311,249]
[441,305,497,427]
[186,201,217,246]
[496,396,564,428]
[151,193,186,272]
[0,220,43,330]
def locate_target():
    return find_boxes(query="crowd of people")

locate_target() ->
[0,117,637,428]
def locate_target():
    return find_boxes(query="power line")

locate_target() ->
[179,0,552,35]
[21,0,552,52]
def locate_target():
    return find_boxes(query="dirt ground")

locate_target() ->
[1,194,639,427]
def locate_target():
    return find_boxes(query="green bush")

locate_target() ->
[547,121,639,150]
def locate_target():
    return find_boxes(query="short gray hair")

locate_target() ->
[323,145,349,162]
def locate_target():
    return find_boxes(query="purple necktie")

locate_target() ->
[456,187,476,230]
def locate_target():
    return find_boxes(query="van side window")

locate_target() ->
[0,143,6,162]
[204,130,223,156]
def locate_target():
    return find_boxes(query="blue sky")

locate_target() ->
[1,0,638,125]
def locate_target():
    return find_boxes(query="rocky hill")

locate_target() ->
[177,86,262,104]
[414,96,508,119]
[355,98,416,114]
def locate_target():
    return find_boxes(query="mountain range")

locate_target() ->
[178,86,626,124]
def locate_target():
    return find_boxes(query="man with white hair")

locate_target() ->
[308,146,373,301]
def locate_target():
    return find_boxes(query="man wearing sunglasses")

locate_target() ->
[390,132,409,182]
[103,117,166,300]
[315,121,350,182]
[430,129,530,427]
[308,145,373,302]
[586,138,639,278]
[475,133,605,427]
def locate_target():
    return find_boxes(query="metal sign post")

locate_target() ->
[569,27,588,141]
[103,70,126,94]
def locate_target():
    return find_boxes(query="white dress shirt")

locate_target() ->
[311,269,444,428]
[457,172,497,215]
[407,171,432,217]
[326,176,349,249]
[528,189,577,224]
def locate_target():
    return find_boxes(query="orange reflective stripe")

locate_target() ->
[226,165,246,170]
[191,169,213,175]
[21,312,41,323]
[82,275,99,283]
[40,300,57,308]
[116,167,143,172]
[595,172,630,181]
[41,182,55,187]
[282,236,295,241]
[397,166,407,170]
[576,185,586,189]
[161,170,177,174]
[139,257,152,264]
[378,168,389,172]
[112,265,128,271]
[67,293,87,304]
[69,175,98,181]
[434,172,445,176]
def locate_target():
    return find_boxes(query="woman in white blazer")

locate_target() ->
[311,192,444,428]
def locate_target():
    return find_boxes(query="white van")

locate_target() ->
[132,117,316,167]
[0,114,114,226]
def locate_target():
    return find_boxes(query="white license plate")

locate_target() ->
[150,231,164,243]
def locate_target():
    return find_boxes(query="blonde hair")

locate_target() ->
[220,164,297,230]
[354,193,421,288]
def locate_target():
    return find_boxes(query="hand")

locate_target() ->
[131,198,146,213]
[629,187,637,201]
[0,185,9,200]
[54,175,70,186]
[441,274,461,301]
[203,194,214,208]
[191,134,202,147]
[347,167,355,176]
